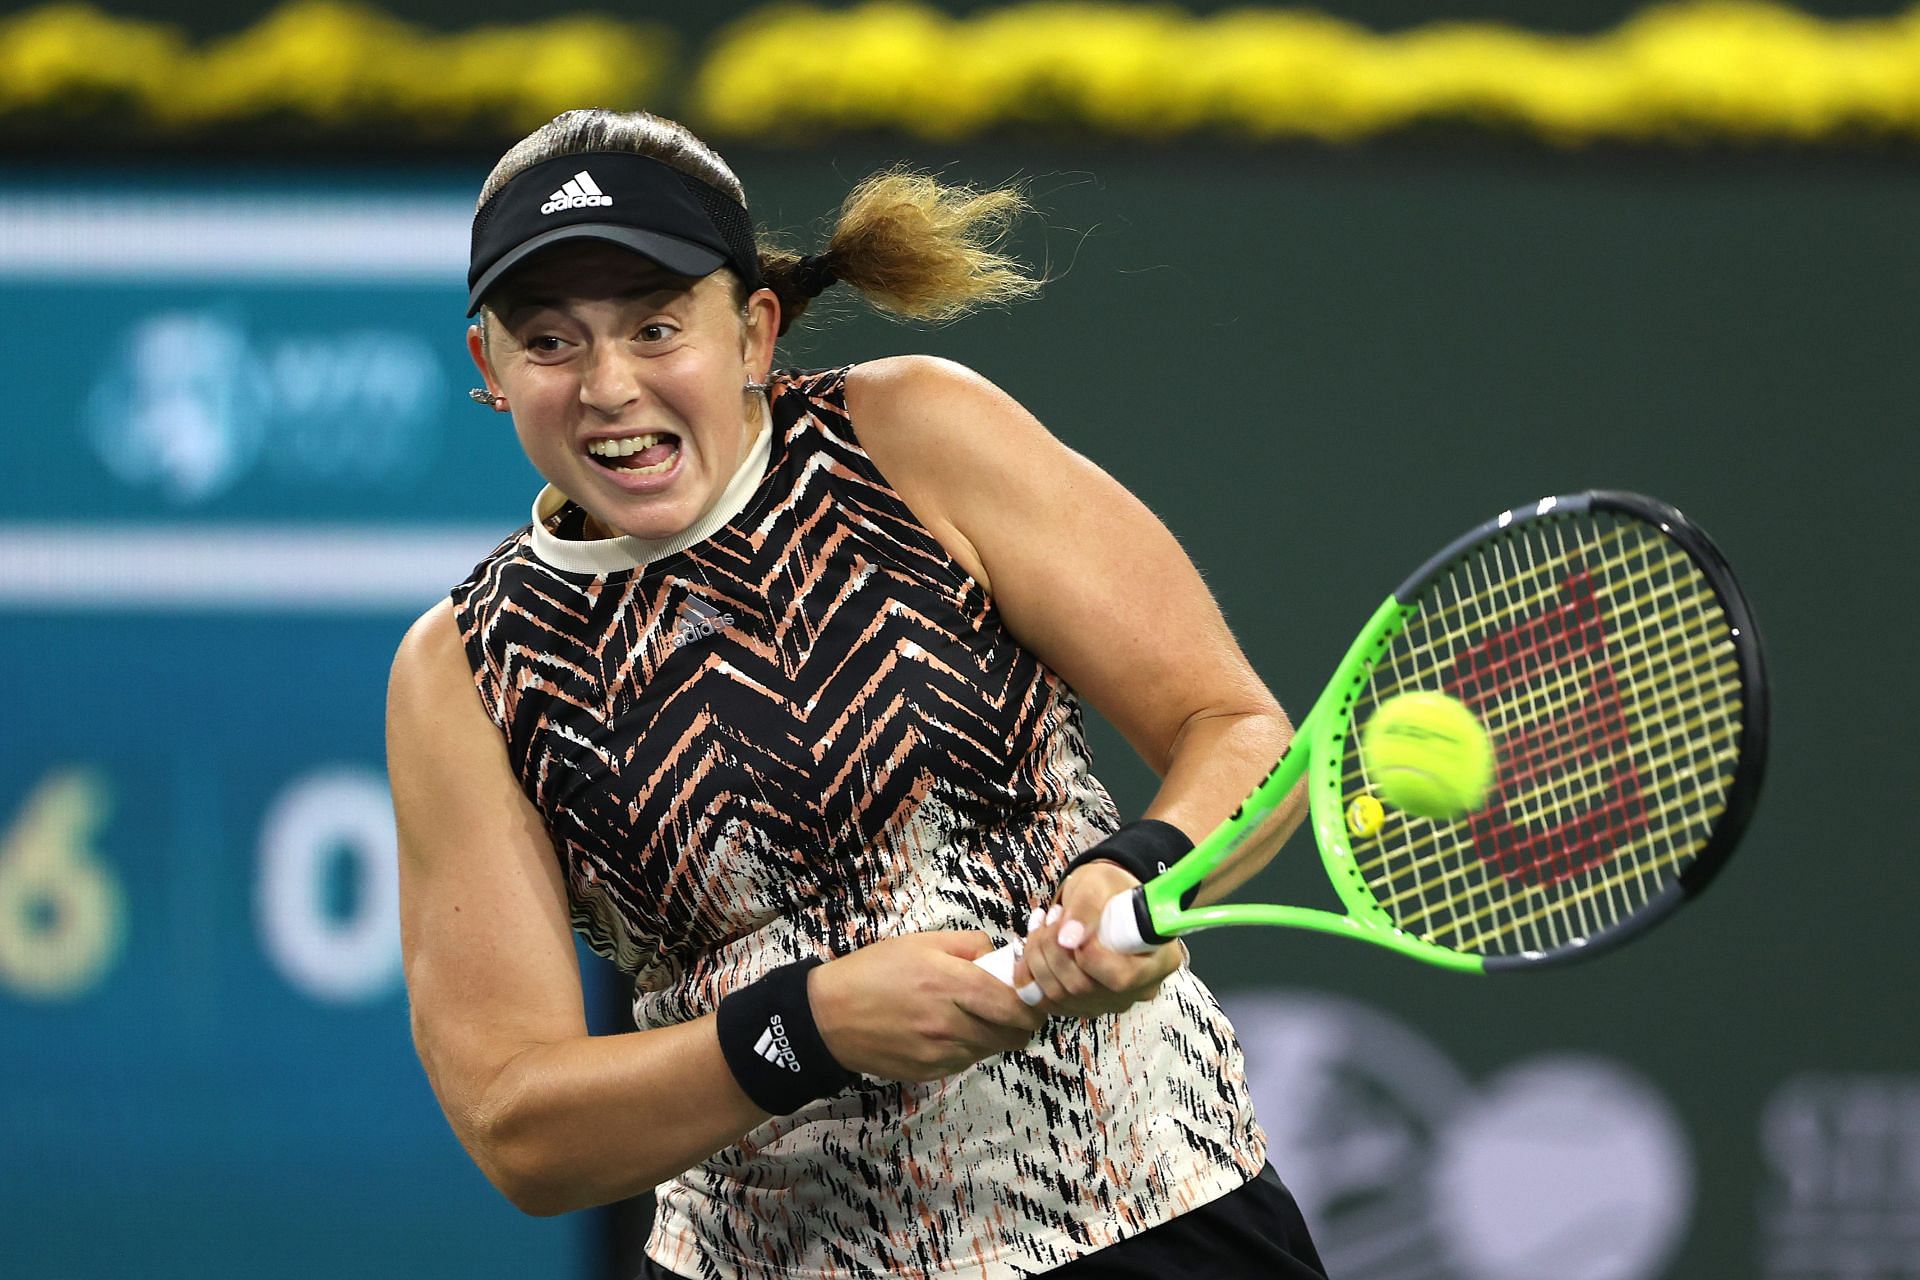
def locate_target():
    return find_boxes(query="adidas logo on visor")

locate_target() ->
[540,170,613,215]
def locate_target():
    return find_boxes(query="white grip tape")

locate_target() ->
[1098,890,1153,954]
[975,890,1151,1004]
[973,940,1020,985]
[972,940,1044,1005]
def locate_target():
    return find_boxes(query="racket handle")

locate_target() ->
[1098,888,1156,955]
[974,888,1155,1003]
[974,940,1020,985]
[973,941,1045,1006]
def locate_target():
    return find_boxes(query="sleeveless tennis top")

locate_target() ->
[449,367,1266,1279]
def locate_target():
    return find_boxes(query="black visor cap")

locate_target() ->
[466,151,762,316]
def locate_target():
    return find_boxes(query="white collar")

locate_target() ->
[528,404,773,575]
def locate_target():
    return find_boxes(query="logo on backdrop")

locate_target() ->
[1761,1074,1920,1278]
[84,309,445,505]
[1223,991,1693,1280]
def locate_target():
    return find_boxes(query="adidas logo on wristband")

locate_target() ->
[717,957,853,1114]
[754,1015,803,1073]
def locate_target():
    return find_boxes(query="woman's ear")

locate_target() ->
[466,321,509,411]
[743,287,781,374]
[466,322,495,390]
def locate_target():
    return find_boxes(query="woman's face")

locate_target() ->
[469,242,779,540]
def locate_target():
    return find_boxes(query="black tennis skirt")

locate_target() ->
[635,1162,1328,1279]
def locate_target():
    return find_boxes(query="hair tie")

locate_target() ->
[790,252,839,300]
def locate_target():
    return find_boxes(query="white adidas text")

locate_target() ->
[540,171,613,216]
[755,1016,802,1073]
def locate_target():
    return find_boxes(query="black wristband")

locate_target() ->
[1060,819,1197,906]
[716,958,856,1116]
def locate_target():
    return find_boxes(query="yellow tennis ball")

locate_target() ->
[1361,692,1495,819]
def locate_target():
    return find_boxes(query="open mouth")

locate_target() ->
[585,431,681,475]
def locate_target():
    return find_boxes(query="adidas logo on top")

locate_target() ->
[540,170,613,215]
[755,1015,803,1073]
[672,596,737,650]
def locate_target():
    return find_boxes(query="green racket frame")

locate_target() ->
[1116,489,1769,974]
[1133,596,1486,972]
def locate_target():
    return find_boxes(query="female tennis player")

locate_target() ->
[387,107,1327,1278]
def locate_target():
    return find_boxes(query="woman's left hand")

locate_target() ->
[1012,861,1185,1017]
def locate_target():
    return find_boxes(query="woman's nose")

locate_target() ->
[577,347,644,415]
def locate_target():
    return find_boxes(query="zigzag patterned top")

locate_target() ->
[450,367,1265,1279]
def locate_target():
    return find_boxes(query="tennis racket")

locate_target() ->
[977,489,1767,979]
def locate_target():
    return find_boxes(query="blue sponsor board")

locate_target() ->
[0,177,590,1278]
[6,251,540,521]
[12,283,545,522]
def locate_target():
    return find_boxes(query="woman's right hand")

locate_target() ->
[808,932,1049,1082]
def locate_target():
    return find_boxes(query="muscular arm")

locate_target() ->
[389,601,765,1213]
[389,600,1044,1215]
[847,358,1305,997]
[850,357,1304,888]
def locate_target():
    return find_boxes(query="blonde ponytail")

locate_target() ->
[761,169,1040,335]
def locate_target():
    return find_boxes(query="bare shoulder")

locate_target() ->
[394,596,461,668]
[388,597,472,722]
[385,596,506,847]
[846,356,1067,594]
[845,354,1037,443]
[846,352,982,405]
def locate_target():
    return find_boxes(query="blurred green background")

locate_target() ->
[3,3,1913,1279]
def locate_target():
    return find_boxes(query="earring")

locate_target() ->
[744,376,771,394]
[467,387,506,410]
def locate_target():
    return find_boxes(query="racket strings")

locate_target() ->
[1374,769,1732,948]
[1343,510,1745,958]
[1369,705,1742,899]
[1438,518,1722,951]
[1444,521,1729,950]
